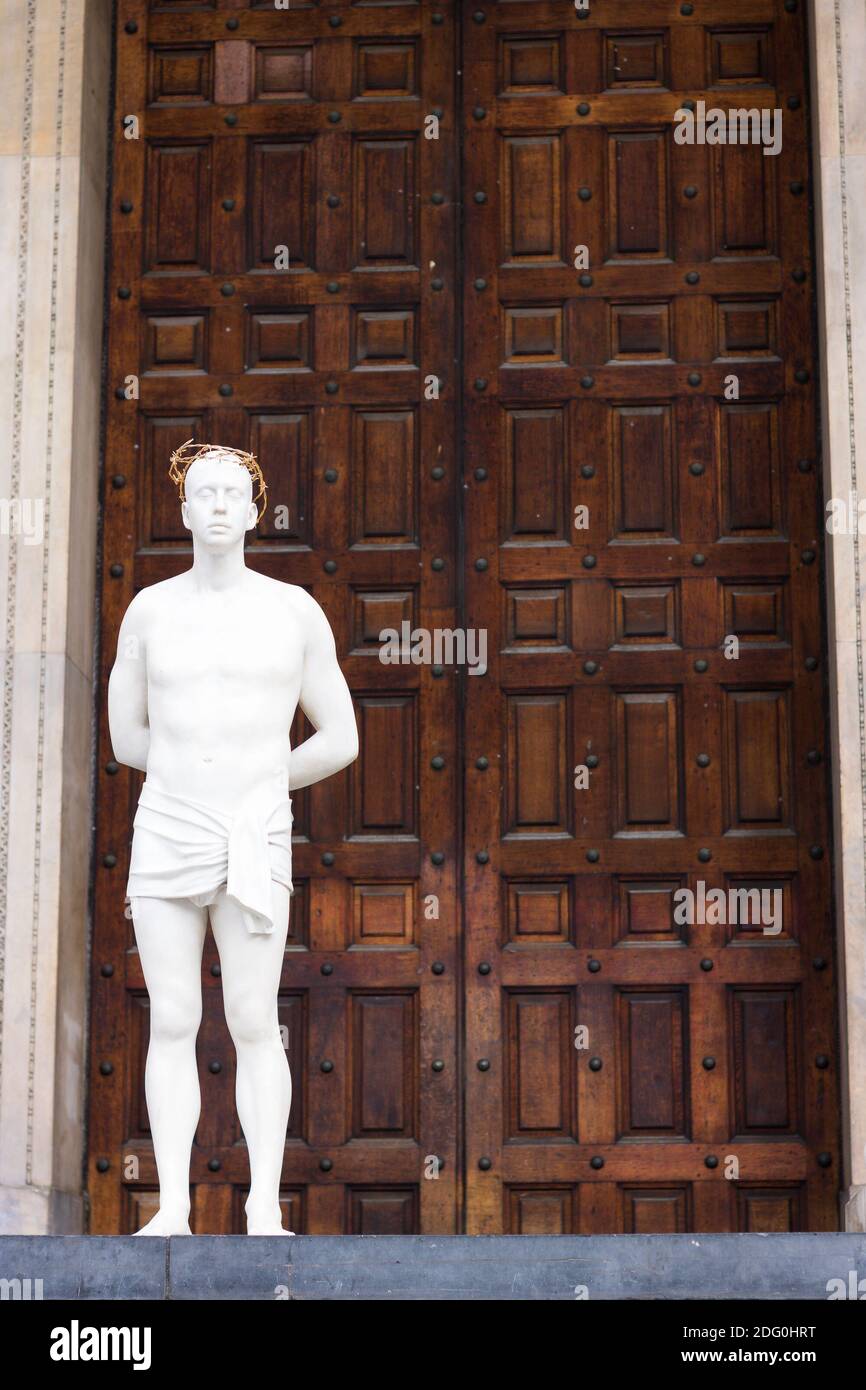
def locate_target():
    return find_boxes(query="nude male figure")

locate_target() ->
[108,445,358,1236]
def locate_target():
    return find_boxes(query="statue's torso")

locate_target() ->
[142,572,306,807]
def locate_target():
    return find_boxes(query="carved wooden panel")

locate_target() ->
[93,0,459,1237]
[93,0,838,1238]
[463,0,838,1237]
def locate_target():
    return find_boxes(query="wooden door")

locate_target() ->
[90,0,460,1234]
[462,0,838,1233]
[91,0,839,1236]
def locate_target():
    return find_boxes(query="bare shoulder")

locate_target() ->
[251,574,331,632]
[120,575,186,629]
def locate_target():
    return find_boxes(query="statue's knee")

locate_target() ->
[149,996,201,1045]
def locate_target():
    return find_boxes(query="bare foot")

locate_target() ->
[134,1210,192,1236]
[247,1224,295,1236]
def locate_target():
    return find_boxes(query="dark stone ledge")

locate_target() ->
[1,1234,865,1301]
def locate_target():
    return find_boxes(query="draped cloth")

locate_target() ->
[127,781,293,934]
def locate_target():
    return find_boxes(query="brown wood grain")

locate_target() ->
[89,0,838,1236]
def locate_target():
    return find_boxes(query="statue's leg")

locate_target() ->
[129,895,208,1235]
[209,882,292,1235]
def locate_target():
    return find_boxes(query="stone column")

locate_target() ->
[810,0,866,1232]
[0,0,109,1232]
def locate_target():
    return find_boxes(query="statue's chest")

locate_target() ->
[148,605,298,689]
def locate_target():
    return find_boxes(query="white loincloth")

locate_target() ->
[127,781,293,934]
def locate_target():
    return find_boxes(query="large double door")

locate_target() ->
[89,0,839,1234]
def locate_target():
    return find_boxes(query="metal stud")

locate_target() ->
[474,467,488,481]
[688,371,702,386]
[474,191,487,204]
[120,200,133,214]
[586,849,600,863]
[476,757,489,770]
[586,754,599,769]
[327,111,341,124]
[590,1156,604,1169]
[583,660,598,675]
[101,964,114,978]
[106,762,119,776]
[103,853,117,869]
[705,1154,719,1169]
[327,281,340,294]
[117,286,131,300]
[476,850,489,864]
[321,963,334,976]
[815,1054,830,1069]
[579,274,593,288]
[795,368,810,383]
[109,563,123,578]
[325,380,338,394]
[477,1058,490,1071]
[478,962,491,975]
[431,961,445,975]
[685,271,700,284]
[431,852,445,866]
[221,282,235,296]
[327,195,340,208]
[322,851,335,866]
[323,560,337,574]
[581,464,595,479]
[582,555,597,569]
[578,187,592,201]
[475,557,488,571]
[577,102,591,116]
[581,375,594,390]
[694,658,708,672]
[225,113,238,127]
[589,1057,603,1072]
[697,753,711,768]
[218,384,233,397]
[702,1057,716,1070]
[222,198,235,212]
[324,468,338,483]
[684,185,698,199]
[698,848,712,863]
[692,554,706,567]
[689,462,705,476]
[700,958,714,972]
[431,466,445,480]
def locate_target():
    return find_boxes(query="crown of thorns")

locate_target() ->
[168,439,268,522]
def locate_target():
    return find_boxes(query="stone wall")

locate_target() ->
[0,0,109,1233]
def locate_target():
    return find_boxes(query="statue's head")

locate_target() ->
[168,440,267,549]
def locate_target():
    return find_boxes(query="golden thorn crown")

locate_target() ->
[168,439,268,523]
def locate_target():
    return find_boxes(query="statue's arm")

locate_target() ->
[107,594,150,773]
[289,593,359,791]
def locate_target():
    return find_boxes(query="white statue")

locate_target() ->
[107,442,359,1236]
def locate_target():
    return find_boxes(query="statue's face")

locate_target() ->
[181,452,257,547]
